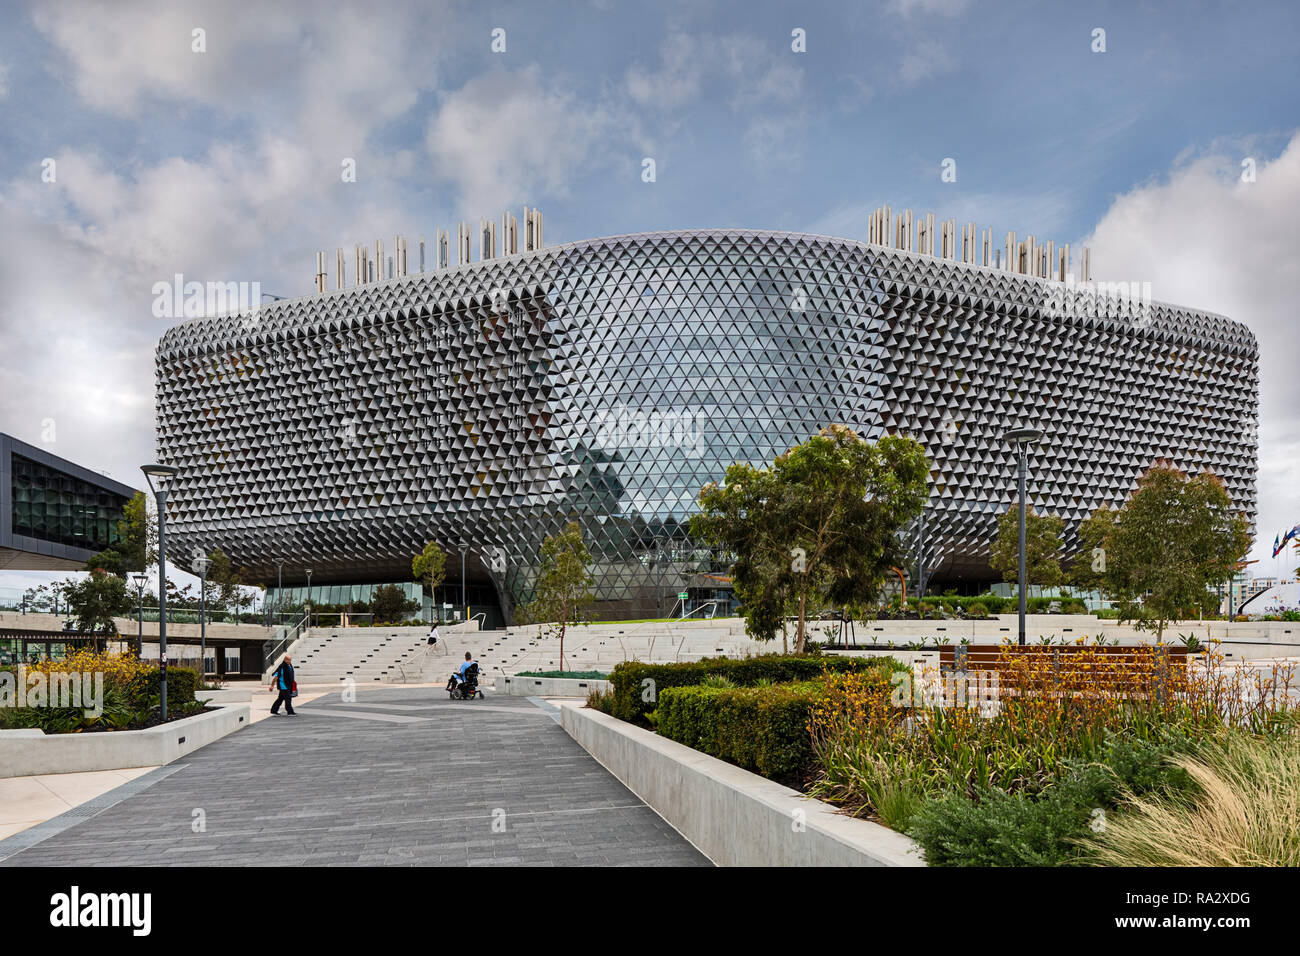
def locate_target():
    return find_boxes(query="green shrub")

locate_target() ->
[586,687,615,714]
[907,731,1200,866]
[655,681,822,783]
[966,601,989,619]
[125,667,198,710]
[607,654,906,725]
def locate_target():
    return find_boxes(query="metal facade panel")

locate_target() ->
[154,230,1259,614]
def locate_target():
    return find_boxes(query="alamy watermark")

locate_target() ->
[1042,273,1154,328]
[588,404,705,457]
[1,666,104,717]
[151,274,262,319]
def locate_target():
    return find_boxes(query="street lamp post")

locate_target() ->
[274,559,284,626]
[460,545,467,621]
[1003,428,1044,646]
[917,507,927,600]
[192,554,210,679]
[131,572,148,658]
[305,568,312,628]
[141,463,181,721]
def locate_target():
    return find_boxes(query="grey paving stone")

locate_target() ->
[0,688,709,868]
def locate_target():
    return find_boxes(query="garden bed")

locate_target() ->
[587,645,1300,866]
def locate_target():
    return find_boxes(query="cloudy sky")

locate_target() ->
[1,0,1298,595]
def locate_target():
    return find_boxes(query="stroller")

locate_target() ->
[447,661,484,700]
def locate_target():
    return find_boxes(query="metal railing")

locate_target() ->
[261,612,309,677]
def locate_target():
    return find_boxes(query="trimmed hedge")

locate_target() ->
[607,654,905,726]
[887,595,1091,616]
[654,680,822,783]
[125,667,198,709]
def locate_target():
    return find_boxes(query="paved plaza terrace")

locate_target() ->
[0,689,708,867]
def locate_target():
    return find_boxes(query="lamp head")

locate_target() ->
[1003,427,1044,445]
[140,463,180,496]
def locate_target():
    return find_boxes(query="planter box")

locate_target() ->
[495,675,611,697]
[558,702,924,867]
[197,688,253,706]
[0,704,250,778]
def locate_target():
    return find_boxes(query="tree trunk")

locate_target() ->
[796,590,807,654]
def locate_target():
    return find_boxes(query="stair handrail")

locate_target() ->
[261,611,310,681]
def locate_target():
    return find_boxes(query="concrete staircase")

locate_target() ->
[291,623,478,684]
[288,618,784,685]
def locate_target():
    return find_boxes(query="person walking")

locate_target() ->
[427,623,440,647]
[270,654,297,716]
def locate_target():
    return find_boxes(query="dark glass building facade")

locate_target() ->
[0,434,137,571]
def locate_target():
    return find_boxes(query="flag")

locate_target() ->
[1273,534,1283,558]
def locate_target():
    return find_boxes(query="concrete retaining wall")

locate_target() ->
[558,702,924,867]
[0,704,250,778]
[496,675,611,697]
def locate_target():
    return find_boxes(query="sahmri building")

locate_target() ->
[154,207,1258,624]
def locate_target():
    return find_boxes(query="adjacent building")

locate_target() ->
[0,433,137,571]
[154,218,1259,623]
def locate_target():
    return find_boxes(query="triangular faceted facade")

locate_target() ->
[155,229,1259,620]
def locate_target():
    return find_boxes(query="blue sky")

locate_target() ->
[1,0,1298,594]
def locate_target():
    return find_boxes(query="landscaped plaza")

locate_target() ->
[5,0,1300,940]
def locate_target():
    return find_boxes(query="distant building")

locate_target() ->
[0,433,137,571]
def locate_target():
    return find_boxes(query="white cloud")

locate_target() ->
[626,33,704,110]
[426,66,623,212]
[898,37,953,86]
[1084,133,1300,564]
[889,0,971,17]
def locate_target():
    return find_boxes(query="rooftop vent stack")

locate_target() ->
[368,256,375,283]
[457,222,471,265]
[524,207,543,251]
[336,248,345,290]
[1005,232,1015,271]
[925,212,935,254]
[883,205,891,246]
[502,210,518,255]
[917,214,929,256]
[315,251,327,293]
[1043,241,1054,279]
[375,239,384,282]
[438,229,450,269]
[995,249,1002,269]
[480,218,496,260]
[1080,247,1091,283]
[419,235,426,273]
[387,255,393,279]
[1059,244,1069,282]
[394,235,404,277]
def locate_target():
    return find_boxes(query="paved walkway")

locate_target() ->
[0,688,709,867]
